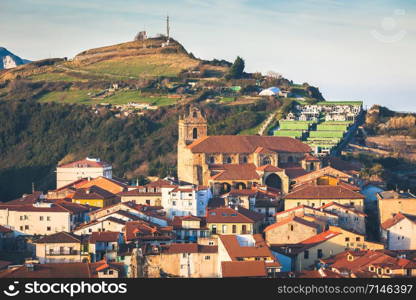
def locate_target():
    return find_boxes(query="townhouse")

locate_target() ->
[206,206,265,235]
[321,250,416,277]
[161,185,212,218]
[381,213,416,250]
[218,234,281,277]
[34,231,88,264]
[377,190,416,224]
[320,201,366,234]
[171,215,210,242]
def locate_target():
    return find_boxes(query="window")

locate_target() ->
[204,256,211,260]
[232,225,237,234]
[192,128,198,139]
[47,216,51,221]
[146,200,151,205]
[172,201,176,206]
[182,253,187,258]
[241,155,248,164]
[288,156,294,162]
[209,156,215,164]
[317,249,323,259]
[345,237,350,242]
[222,225,227,233]
[47,226,51,231]
[225,156,232,164]
[40,216,44,221]
[212,225,217,234]
[290,225,294,231]
[24,225,29,230]
[241,225,247,234]
[109,270,114,275]
[304,250,309,259]
[356,237,361,242]
[262,156,271,165]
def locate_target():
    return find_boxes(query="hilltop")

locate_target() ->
[0,35,328,201]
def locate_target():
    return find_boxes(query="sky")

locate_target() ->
[1,0,415,111]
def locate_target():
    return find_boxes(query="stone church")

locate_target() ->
[177,107,320,195]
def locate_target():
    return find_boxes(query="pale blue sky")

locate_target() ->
[1,0,415,111]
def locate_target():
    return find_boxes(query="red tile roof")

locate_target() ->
[35,232,81,244]
[206,206,264,224]
[219,234,277,262]
[89,231,120,243]
[0,263,92,278]
[285,184,365,200]
[58,158,110,168]
[221,261,267,278]
[188,135,311,154]
[256,164,283,172]
[210,164,261,181]
[381,213,416,230]
[72,185,116,200]
[298,230,341,250]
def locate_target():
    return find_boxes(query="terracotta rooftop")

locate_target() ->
[35,232,81,244]
[324,250,416,275]
[72,185,116,200]
[381,213,416,230]
[219,234,278,262]
[188,135,311,154]
[206,206,264,224]
[0,263,92,278]
[221,261,267,278]
[78,176,127,194]
[285,184,365,200]
[210,164,261,181]
[89,231,120,243]
[58,158,110,168]
[256,164,283,172]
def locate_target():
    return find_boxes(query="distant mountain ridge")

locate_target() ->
[0,47,31,70]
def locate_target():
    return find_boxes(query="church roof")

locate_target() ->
[210,164,261,181]
[187,135,311,154]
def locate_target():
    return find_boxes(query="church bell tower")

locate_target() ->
[178,107,207,146]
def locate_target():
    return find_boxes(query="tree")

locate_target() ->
[226,56,245,79]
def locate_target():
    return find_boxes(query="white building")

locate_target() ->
[161,185,212,219]
[0,202,72,236]
[56,157,112,189]
[381,213,416,250]
[259,87,280,96]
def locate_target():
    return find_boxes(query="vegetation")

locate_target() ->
[226,56,245,80]
[0,99,279,202]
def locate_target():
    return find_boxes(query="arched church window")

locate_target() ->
[225,156,232,164]
[242,155,248,164]
[192,128,198,139]
[262,156,271,166]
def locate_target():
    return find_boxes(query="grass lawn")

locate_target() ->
[38,89,177,106]
[79,54,199,79]
[37,89,99,104]
[27,72,87,82]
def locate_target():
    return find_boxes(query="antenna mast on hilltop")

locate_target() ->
[166,15,170,42]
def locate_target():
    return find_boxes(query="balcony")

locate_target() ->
[47,250,79,256]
